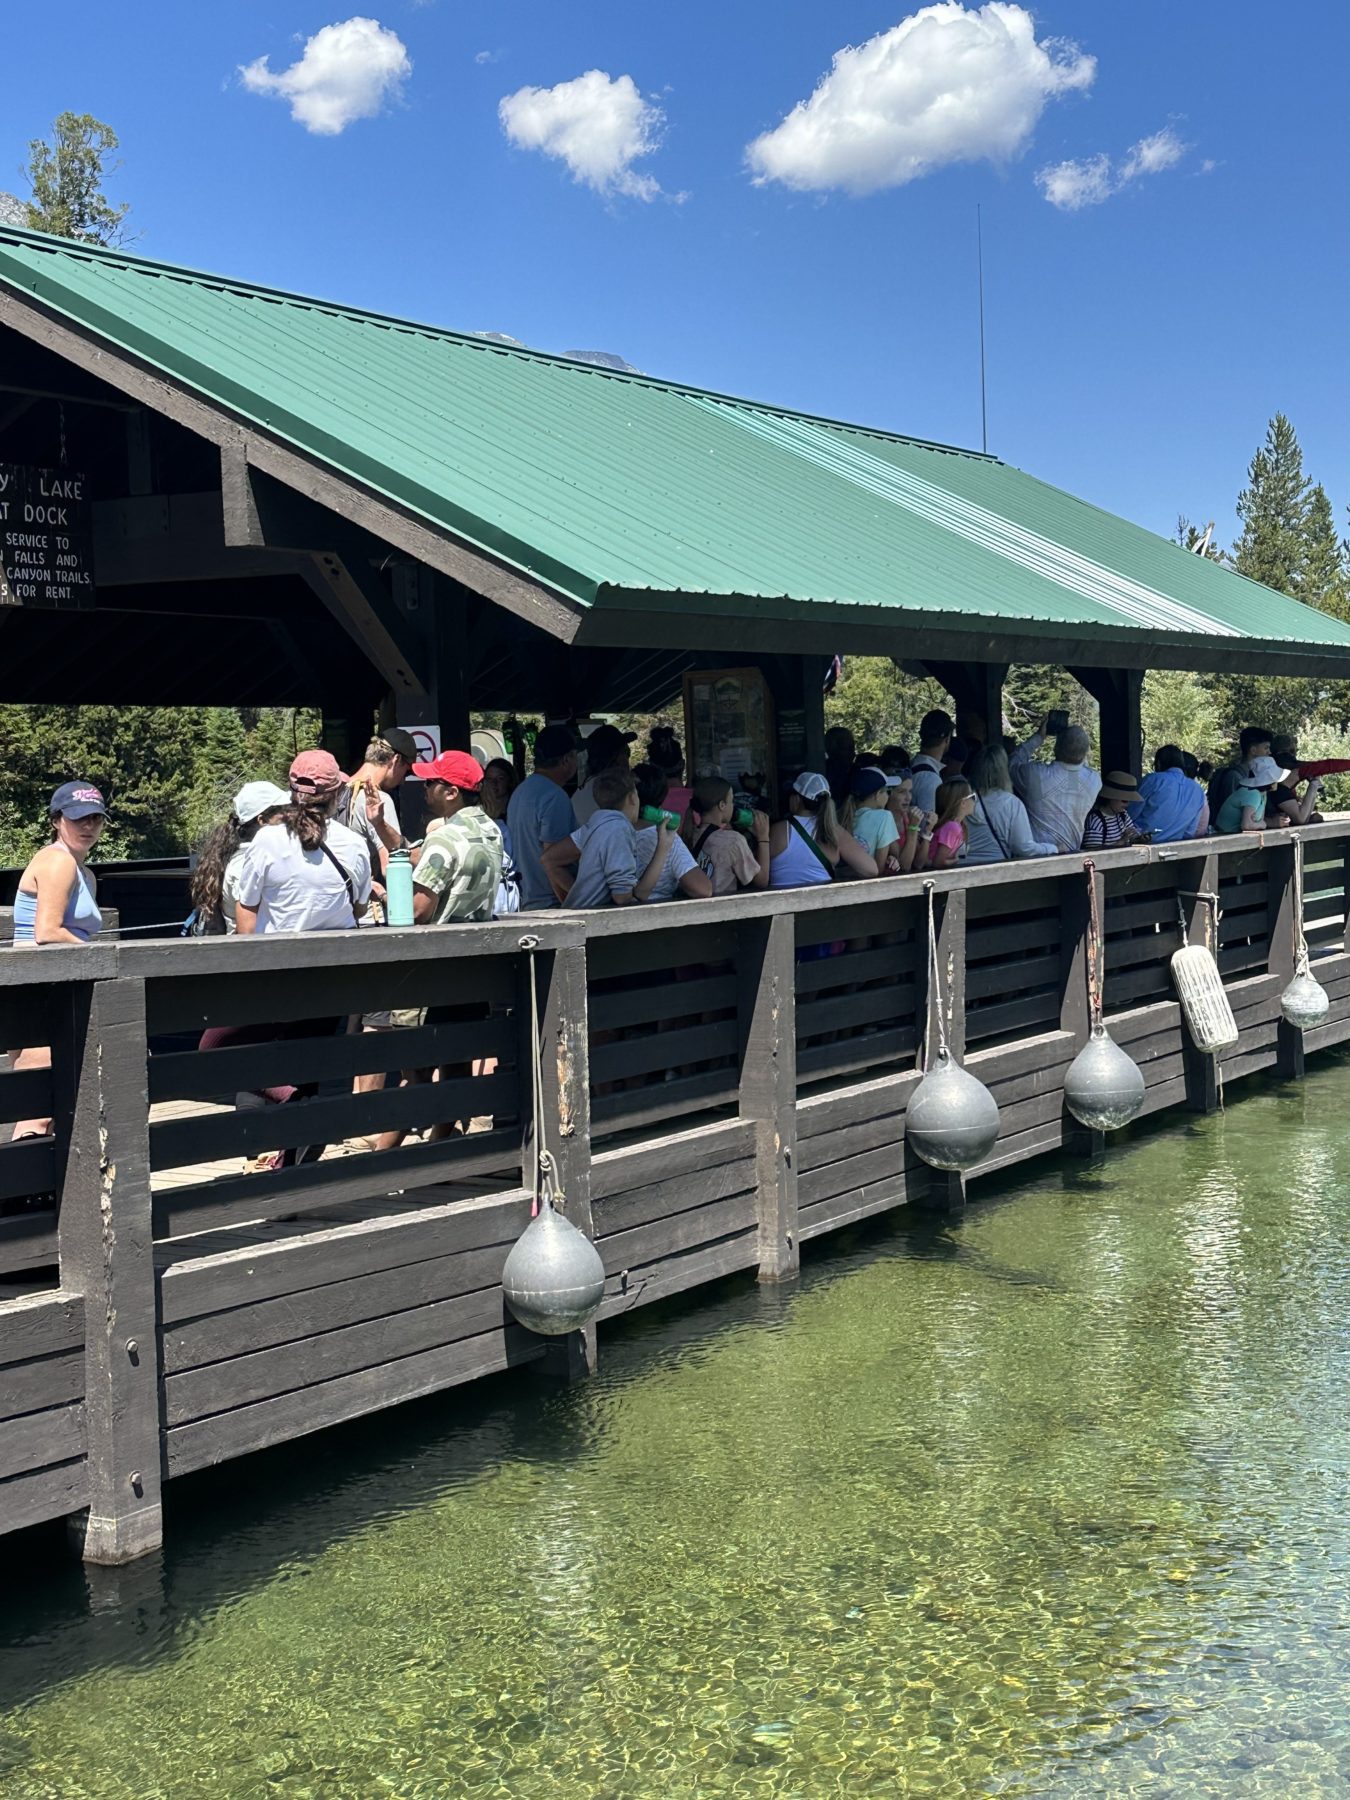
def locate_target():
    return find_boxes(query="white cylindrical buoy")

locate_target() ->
[1281,967,1330,1030]
[502,1203,606,1337]
[1171,943,1239,1052]
[1064,1024,1146,1131]
[905,1048,1001,1172]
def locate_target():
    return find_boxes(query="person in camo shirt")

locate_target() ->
[408,751,503,923]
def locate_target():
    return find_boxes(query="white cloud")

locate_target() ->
[475,50,498,66]
[499,69,666,199]
[1038,123,1189,209]
[745,2,1095,196]
[240,17,411,135]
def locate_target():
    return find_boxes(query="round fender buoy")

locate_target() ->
[1281,968,1330,1031]
[905,1049,1001,1172]
[1064,1025,1146,1131]
[502,1204,606,1337]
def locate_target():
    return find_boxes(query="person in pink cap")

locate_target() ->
[235,750,373,935]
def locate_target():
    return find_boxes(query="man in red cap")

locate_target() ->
[408,750,503,925]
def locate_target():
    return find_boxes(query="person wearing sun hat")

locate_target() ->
[235,750,372,935]
[1214,754,1287,837]
[1082,771,1148,850]
[187,779,291,936]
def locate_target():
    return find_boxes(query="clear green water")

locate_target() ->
[4,1062,1350,1799]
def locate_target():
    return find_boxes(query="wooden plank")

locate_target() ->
[796,907,916,951]
[793,943,917,995]
[0,1458,89,1538]
[1137,1073,1189,1118]
[147,1016,515,1104]
[592,1156,759,1238]
[587,926,737,983]
[597,1227,759,1319]
[159,1187,532,1322]
[598,1191,758,1274]
[1104,962,1176,1007]
[589,1020,738,1087]
[1105,927,1183,971]
[797,979,917,1036]
[967,876,1061,916]
[590,1069,735,1135]
[3,1348,84,1416]
[0,1065,54,1121]
[165,1324,545,1476]
[796,1068,921,1138]
[0,988,55,1050]
[0,1401,85,1481]
[0,1211,58,1275]
[590,1119,756,1199]
[968,1120,1063,1180]
[966,953,1060,1003]
[966,914,1062,956]
[163,1242,512,1373]
[0,1135,55,1203]
[153,1129,522,1239]
[165,1286,512,1427]
[149,1071,515,1169]
[589,973,736,1033]
[143,952,516,1037]
[965,990,1061,1043]
[796,1107,905,1173]
[798,1176,911,1242]
[50,977,161,1563]
[796,1027,917,1083]
[0,1290,84,1365]
[799,1139,904,1208]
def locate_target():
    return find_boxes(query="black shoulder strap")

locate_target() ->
[318,838,360,924]
[693,824,720,861]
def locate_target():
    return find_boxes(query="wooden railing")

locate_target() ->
[3,822,1349,1561]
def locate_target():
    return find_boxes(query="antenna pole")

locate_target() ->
[977,204,988,455]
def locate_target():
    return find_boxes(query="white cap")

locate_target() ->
[792,771,830,801]
[234,780,292,824]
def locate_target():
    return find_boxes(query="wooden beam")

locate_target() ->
[0,289,583,642]
[92,491,302,587]
[300,553,427,700]
[1067,666,1144,776]
[737,912,800,1283]
[51,976,162,1564]
[1057,861,1105,1160]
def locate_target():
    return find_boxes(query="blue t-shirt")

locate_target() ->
[852,806,899,858]
[565,810,639,908]
[507,773,578,910]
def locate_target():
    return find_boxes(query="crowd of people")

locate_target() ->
[4,713,1340,1173]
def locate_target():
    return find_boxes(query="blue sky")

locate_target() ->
[3,1,1347,544]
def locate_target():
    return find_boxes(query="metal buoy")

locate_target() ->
[502,1202,606,1337]
[905,1046,1001,1172]
[1280,842,1330,1031]
[1064,1024,1146,1131]
[1281,968,1330,1030]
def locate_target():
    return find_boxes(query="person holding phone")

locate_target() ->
[1009,713,1101,854]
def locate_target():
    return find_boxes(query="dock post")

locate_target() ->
[1058,864,1105,1160]
[52,976,162,1564]
[738,912,800,1282]
[911,888,969,1213]
[1268,841,1305,1081]
[521,940,597,1380]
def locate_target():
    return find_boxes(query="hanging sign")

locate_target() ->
[402,723,441,778]
[0,463,95,609]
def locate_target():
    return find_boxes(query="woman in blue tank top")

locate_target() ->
[9,781,107,1148]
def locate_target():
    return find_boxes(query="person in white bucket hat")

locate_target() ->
[1214,755,1286,837]
[187,779,291,936]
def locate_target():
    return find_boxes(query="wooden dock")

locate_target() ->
[2,822,1348,1561]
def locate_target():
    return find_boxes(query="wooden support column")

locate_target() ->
[1058,861,1104,1160]
[1067,666,1144,777]
[910,660,1008,749]
[1267,840,1303,1080]
[737,913,799,1283]
[909,887,968,1213]
[1180,852,1221,1112]
[520,940,597,1379]
[52,976,161,1564]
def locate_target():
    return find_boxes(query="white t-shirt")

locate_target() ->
[236,819,373,934]
[220,845,248,932]
[632,824,697,902]
[572,777,602,829]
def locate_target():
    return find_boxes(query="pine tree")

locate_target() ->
[1232,414,1310,597]
[22,112,129,245]
[1301,484,1350,622]
[190,710,251,841]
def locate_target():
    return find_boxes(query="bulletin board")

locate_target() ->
[682,667,777,797]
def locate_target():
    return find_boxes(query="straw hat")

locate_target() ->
[1098,771,1140,804]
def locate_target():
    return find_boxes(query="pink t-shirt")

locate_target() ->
[931,820,966,857]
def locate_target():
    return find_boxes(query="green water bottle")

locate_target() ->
[639,804,682,830]
[385,847,414,926]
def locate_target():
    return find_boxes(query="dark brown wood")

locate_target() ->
[0,1458,90,1536]
[737,913,799,1282]
[51,977,161,1562]
[0,1401,86,1481]
[590,1120,755,1199]
[592,1157,758,1238]
[597,1227,759,1320]
[1069,666,1144,776]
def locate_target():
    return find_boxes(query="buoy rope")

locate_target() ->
[923,880,947,1070]
[518,934,564,1219]
[1292,836,1311,975]
[1083,859,1104,1033]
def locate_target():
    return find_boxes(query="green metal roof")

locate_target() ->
[2,224,1347,658]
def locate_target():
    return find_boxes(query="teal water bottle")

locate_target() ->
[385,847,414,926]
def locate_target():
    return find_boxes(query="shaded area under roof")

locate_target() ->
[1,224,1348,672]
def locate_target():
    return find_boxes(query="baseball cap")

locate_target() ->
[850,768,888,800]
[379,726,420,762]
[234,780,291,824]
[860,765,904,788]
[411,749,484,790]
[582,723,636,765]
[289,749,344,796]
[534,723,578,766]
[50,781,107,820]
[792,771,830,802]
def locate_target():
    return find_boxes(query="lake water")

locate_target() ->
[3,1058,1350,1798]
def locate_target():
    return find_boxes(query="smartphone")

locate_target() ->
[1047,709,1070,735]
